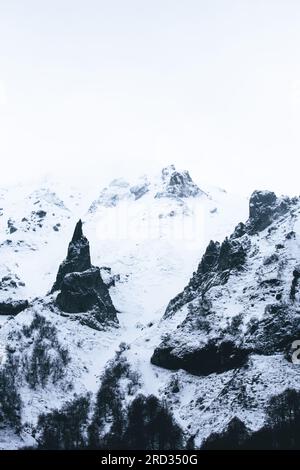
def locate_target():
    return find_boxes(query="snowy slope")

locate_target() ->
[85,166,248,330]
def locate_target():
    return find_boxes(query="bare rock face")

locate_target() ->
[217,237,247,272]
[56,267,118,324]
[164,235,249,319]
[0,299,29,316]
[163,240,220,318]
[246,190,295,234]
[244,303,300,357]
[151,339,249,376]
[51,220,91,293]
[52,220,118,327]
[290,265,300,301]
[7,218,17,234]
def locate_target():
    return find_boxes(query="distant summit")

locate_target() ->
[155,164,204,199]
[88,164,205,212]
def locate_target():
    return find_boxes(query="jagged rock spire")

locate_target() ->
[51,219,91,293]
[71,219,84,242]
[51,219,118,328]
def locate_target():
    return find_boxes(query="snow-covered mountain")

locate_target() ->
[150,190,300,446]
[0,165,247,320]
[2,165,299,450]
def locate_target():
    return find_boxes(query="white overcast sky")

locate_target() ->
[0,0,300,195]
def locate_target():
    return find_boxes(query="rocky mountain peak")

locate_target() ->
[88,164,205,211]
[156,165,203,199]
[71,219,84,242]
[51,220,118,328]
[249,190,277,219]
[246,189,297,234]
[51,220,91,292]
[198,240,221,275]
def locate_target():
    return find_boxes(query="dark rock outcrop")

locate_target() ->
[217,237,247,272]
[52,220,118,327]
[286,231,296,240]
[231,222,246,239]
[7,218,17,234]
[164,241,221,318]
[1,275,18,290]
[56,267,117,321]
[249,190,277,221]
[34,210,47,219]
[245,303,300,356]
[198,240,221,275]
[0,299,29,316]
[151,339,249,376]
[246,190,294,234]
[51,220,91,293]
[290,265,300,301]
[164,236,248,319]
[57,267,115,313]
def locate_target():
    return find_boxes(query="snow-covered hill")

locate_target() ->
[4,165,299,449]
